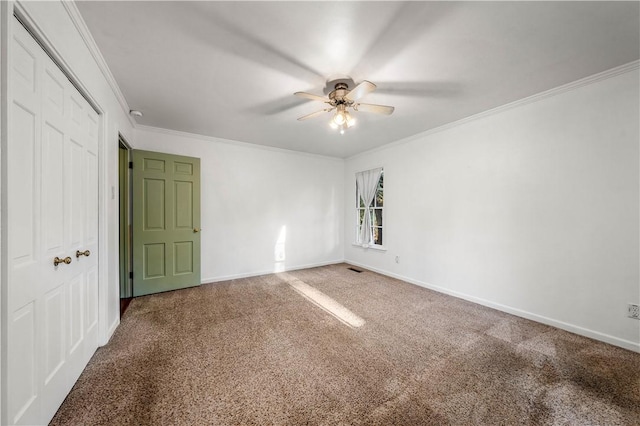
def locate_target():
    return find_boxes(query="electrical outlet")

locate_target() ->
[628,304,640,320]
[395,256,400,264]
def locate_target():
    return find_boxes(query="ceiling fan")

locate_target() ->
[294,79,394,134]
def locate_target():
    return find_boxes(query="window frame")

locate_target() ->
[354,169,385,250]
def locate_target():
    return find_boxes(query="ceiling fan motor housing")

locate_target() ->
[329,82,353,106]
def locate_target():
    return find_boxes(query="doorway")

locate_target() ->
[120,149,202,301]
[118,139,133,315]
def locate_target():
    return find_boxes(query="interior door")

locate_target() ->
[6,18,100,425]
[132,150,201,296]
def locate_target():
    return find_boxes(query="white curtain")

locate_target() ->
[356,167,383,247]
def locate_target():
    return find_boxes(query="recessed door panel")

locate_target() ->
[44,286,65,385]
[174,161,193,175]
[44,69,64,115]
[144,158,165,172]
[68,273,84,355]
[86,266,99,332]
[70,96,83,128]
[42,122,65,252]
[174,241,194,275]
[144,243,166,279]
[175,181,193,229]
[9,103,36,266]
[87,110,99,152]
[69,139,84,247]
[12,38,36,92]
[85,151,99,244]
[144,178,166,230]
[9,303,37,425]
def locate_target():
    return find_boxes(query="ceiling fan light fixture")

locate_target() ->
[332,104,347,126]
[345,112,355,127]
[330,108,355,132]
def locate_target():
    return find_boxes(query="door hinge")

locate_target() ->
[129,161,133,169]
[129,271,133,279]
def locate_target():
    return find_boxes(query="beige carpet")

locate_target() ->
[51,264,640,425]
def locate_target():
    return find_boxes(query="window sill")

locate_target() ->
[352,243,387,252]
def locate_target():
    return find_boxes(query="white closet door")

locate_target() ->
[7,18,100,425]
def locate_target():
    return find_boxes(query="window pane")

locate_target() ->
[358,209,365,224]
[374,208,382,227]
[373,227,383,246]
[376,174,384,207]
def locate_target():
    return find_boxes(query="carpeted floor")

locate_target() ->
[51,264,640,425]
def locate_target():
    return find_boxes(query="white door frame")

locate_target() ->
[0,1,111,423]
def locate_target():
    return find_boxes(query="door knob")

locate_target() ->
[76,250,90,258]
[53,256,72,266]
[193,228,201,233]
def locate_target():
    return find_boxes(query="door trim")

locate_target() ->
[118,136,132,299]
[0,5,8,426]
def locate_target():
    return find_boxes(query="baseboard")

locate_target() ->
[346,261,640,353]
[201,259,346,284]
[101,318,120,347]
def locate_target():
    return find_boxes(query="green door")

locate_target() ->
[132,150,201,296]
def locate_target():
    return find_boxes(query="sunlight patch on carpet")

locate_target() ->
[278,272,365,328]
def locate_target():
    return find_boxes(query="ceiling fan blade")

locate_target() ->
[345,80,377,102]
[297,109,330,121]
[294,92,328,102]
[355,103,395,115]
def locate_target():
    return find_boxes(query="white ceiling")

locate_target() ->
[76,1,639,158]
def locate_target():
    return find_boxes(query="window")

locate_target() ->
[356,169,384,247]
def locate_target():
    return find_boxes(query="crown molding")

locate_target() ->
[61,0,136,127]
[136,125,345,163]
[348,60,640,161]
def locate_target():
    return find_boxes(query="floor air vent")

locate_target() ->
[347,267,363,273]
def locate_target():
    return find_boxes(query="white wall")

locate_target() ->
[135,127,344,282]
[5,1,135,343]
[345,67,640,351]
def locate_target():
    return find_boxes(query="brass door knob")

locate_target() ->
[76,250,90,258]
[54,256,72,266]
[193,228,201,233]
